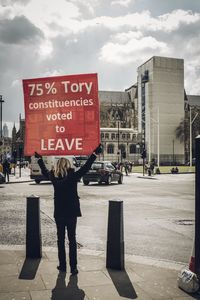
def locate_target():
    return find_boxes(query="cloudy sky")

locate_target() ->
[0,0,200,135]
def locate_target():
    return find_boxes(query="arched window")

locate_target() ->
[130,144,136,154]
[107,144,114,154]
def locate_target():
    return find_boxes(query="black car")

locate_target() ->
[82,161,123,185]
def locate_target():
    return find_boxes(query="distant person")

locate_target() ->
[3,159,10,183]
[35,144,102,275]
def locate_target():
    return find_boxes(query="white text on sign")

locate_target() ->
[28,81,93,96]
[41,138,83,151]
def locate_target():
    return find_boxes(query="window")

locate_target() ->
[101,133,104,139]
[111,133,115,140]
[122,133,126,140]
[130,144,136,154]
[105,133,109,139]
[107,144,114,154]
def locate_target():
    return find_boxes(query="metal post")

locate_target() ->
[106,200,124,270]
[195,135,200,276]
[26,195,42,258]
[157,106,160,168]
[0,96,5,163]
[190,108,199,169]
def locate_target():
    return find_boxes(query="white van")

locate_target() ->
[30,155,80,184]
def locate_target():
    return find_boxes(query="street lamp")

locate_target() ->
[0,95,4,139]
[190,106,198,168]
[0,95,5,162]
[148,106,160,168]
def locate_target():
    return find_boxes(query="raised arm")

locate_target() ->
[35,152,51,180]
[73,144,102,180]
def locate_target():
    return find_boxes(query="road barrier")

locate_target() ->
[26,195,42,258]
[106,200,124,270]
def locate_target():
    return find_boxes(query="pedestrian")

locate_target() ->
[3,158,10,183]
[35,144,102,275]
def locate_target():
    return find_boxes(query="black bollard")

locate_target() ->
[26,195,42,258]
[195,135,200,276]
[106,200,124,270]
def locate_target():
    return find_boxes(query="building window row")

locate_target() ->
[101,132,131,140]
[105,143,137,154]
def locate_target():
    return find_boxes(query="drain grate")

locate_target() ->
[174,219,194,226]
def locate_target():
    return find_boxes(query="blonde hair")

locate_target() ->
[54,158,71,178]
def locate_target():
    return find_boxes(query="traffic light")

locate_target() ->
[141,149,146,159]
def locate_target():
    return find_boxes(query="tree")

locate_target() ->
[175,118,187,143]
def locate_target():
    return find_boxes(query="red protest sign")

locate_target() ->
[23,73,100,156]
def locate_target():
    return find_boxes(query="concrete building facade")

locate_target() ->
[137,56,185,164]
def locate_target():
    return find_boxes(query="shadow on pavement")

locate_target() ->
[19,258,41,280]
[107,269,137,299]
[51,273,85,300]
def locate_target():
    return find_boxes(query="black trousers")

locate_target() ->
[3,171,9,182]
[55,217,77,271]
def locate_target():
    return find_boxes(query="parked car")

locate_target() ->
[0,172,5,184]
[82,161,123,185]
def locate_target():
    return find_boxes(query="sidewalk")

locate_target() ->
[0,245,199,300]
[6,168,33,184]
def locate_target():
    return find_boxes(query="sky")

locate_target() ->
[0,0,200,136]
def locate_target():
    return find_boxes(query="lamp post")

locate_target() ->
[190,107,198,168]
[0,95,5,162]
[148,106,160,168]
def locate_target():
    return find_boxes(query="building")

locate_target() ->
[2,123,9,137]
[12,114,25,159]
[99,90,139,162]
[136,56,185,165]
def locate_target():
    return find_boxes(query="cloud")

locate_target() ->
[111,0,133,7]
[0,0,30,6]
[99,33,169,64]
[0,15,43,44]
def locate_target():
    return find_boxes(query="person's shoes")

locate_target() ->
[71,268,78,275]
[57,265,66,272]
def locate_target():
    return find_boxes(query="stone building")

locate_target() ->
[136,56,185,165]
[12,114,25,159]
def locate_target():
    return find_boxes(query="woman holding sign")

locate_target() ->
[35,144,102,275]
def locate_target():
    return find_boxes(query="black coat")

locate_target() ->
[38,154,96,220]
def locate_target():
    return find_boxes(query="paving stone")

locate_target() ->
[0,263,19,277]
[0,275,46,293]
[172,294,200,300]
[37,261,58,275]
[77,270,112,287]
[30,290,52,300]
[137,277,190,299]
[131,263,178,281]
[0,291,31,300]
[78,255,105,271]
[84,283,154,300]
[0,251,17,265]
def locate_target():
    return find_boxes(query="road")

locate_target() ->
[0,171,195,264]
